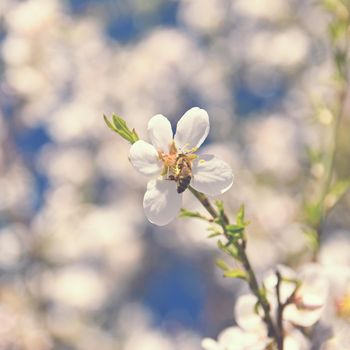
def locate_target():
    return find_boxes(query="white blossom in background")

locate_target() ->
[263,264,328,328]
[0,0,346,349]
[317,234,350,347]
[201,326,268,350]
[129,107,234,225]
[233,0,290,21]
[202,264,328,350]
[201,293,309,350]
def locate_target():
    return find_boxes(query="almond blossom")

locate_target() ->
[201,294,309,350]
[129,107,234,225]
[201,264,328,350]
[263,264,328,328]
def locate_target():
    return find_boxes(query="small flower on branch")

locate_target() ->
[127,107,234,225]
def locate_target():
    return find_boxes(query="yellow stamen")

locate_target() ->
[187,154,198,160]
[181,143,198,154]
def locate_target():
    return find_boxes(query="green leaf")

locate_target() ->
[303,227,319,250]
[254,300,261,315]
[103,115,117,131]
[324,179,350,211]
[322,0,349,18]
[112,115,131,136]
[103,114,139,144]
[215,259,247,280]
[236,204,245,226]
[213,217,222,225]
[304,202,322,227]
[215,259,231,272]
[306,146,323,164]
[335,49,347,79]
[207,232,221,238]
[258,286,270,307]
[214,200,230,226]
[113,119,139,144]
[217,239,240,260]
[179,208,209,221]
[217,239,225,250]
[131,128,139,142]
[216,200,225,212]
[226,224,245,235]
[329,20,349,42]
[223,269,247,280]
[281,277,301,286]
[207,227,222,238]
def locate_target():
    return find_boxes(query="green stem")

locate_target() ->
[313,67,348,257]
[313,10,350,252]
[189,186,281,348]
[188,186,219,219]
[237,246,278,342]
[275,271,285,350]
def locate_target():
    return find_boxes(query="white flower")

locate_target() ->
[283,264,328,327]
[202,264,326,350]
[264,264,328,328]
[201,293,309,350]
[201,326,268,350]
[129,107,234,226]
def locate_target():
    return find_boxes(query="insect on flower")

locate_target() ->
[166,152,197,193]
[128,107,234,226]
[172,154,193,193]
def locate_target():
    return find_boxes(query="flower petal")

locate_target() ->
[263,265,298,304]
[143,179,182,226]
[218,327,267,350]
[129,140,162,176]
[298,264,328,305]
[284,264,328,327]
[201,338,222,350]
[235,294,266,335]
[174,107,209,151]
[218,327,244,350]
[284,330,310,350]
[191,155,233,196]
[148,114,174,152]
[284,303,324,327]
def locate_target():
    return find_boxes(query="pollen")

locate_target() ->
[181,143,198,154]
[161,153,177,167]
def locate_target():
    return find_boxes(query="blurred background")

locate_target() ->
[0,0,349,349]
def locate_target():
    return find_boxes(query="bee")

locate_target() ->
[169,154,193,193]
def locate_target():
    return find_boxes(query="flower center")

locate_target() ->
[157,141,198,179]
[161,153,177,168]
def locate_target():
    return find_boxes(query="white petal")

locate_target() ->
[284,330,310,350]
[201,338,222,350]
[235,294,266,335]
[282,265,327,327]
[298,264,328,305]
[263,265,298,304]
[143,179,182,226]
[129,140,162,176]
[191,155,233,196]
[148,114,173,152]
[174,107,209,151]
[284,303,324,327]
[218,327,244,350]
[218,327,267,350]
